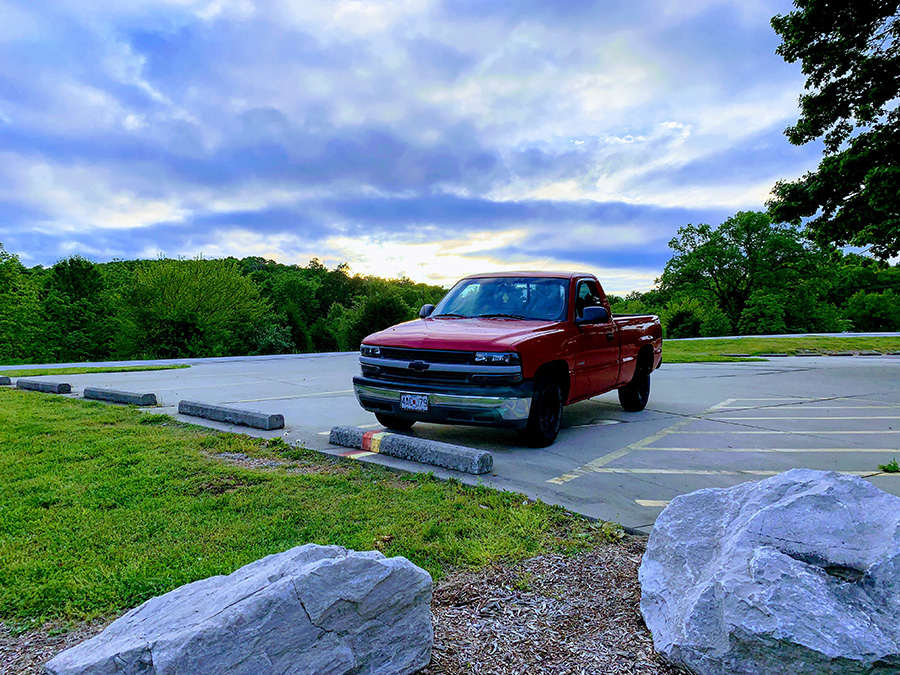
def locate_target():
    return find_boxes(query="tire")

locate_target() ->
[518,376,563,447]
[618,368,650,412]
[375,413,416,431]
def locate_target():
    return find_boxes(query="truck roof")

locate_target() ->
[460,271,594,280]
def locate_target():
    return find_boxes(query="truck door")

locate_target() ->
[572,279,620,397]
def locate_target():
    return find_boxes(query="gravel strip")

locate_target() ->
[422,537,685,675]
[2,538,682,675]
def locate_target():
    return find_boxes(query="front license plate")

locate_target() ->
[400,394,429,412]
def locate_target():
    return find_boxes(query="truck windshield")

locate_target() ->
[432,277,568,321]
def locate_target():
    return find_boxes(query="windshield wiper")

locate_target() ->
[475,313,527,319]
[433,313,469,318]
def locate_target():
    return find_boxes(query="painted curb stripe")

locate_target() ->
[361,431,386,454]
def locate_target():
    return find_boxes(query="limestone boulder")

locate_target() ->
[640,468,900,675]
[45,544,432,675]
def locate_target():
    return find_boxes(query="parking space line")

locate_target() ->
[669,430,900,434]
[714,416,900,420]
[547,415,700,485]
[641,447,900,453]
[546,393,900,486]
[546,447,634,485]
[318,423,380,436]
[636,499,670,507]
[728,397,816,401]
[595,468,885,477]
[154,382,258,391]
[708,398,738,410]
[224,390,354,403]
[715,405,900,410]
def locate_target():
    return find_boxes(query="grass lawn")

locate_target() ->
[0,389,614,628]
[0,365,189,378]
[665,335,900,363]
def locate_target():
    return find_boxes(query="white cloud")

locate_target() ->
[0,155,188,232]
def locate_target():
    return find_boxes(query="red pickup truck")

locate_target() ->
[352,271,662,446]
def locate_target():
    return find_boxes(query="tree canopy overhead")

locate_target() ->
[768,0,900,259]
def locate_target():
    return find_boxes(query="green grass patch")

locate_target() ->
[665,336,900,363]
[0,389,612,624]
[879,458,900,473]
[0,365,189,378]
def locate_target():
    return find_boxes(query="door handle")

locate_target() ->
[606,332,615,342]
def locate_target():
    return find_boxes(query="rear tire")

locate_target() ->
[375,413,416,431]
[518,376,563,447]
[618,367,650,412]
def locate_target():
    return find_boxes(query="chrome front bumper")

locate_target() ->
[353,379,533,427]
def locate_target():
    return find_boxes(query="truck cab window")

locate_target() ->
[575,280,602,319]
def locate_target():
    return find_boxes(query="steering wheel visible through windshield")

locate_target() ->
[432,277,568,321]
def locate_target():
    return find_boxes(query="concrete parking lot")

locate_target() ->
[5,353,899,533]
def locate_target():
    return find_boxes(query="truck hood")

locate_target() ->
[365,317,562,352]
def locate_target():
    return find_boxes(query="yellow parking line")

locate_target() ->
[546,448,633,485]
[636,499,670,507]
[595,468,883,476]
[728,397,816,401]
[716,406,900,410]
[641,447,900,453]
[669,430,900,434]
[715,416,900,421]
[547,412,703,485]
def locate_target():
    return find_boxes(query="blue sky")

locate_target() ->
[0,0,821,293]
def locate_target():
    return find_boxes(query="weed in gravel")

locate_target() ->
[879,457,900,473]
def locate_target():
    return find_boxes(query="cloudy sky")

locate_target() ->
[0,0,822,293]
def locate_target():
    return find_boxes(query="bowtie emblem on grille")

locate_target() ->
[408,360,429,372]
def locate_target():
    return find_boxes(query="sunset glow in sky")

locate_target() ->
[0,0,821,293]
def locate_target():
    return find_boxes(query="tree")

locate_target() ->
[117,258,270,359]
[659,212,811,329]
[41,255,114,362]
[0,243,44,362]
[768,1,900,258]
[344,294,415,351]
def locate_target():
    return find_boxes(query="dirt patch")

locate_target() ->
[4,538,682,675]
[1,618,112,675]
[192,476,253,495]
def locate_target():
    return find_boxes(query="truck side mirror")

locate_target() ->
[419,304,435,318]
[576,306,609,324]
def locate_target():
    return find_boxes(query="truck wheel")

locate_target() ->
[519,376,563,447]
[375,413,416,431]
[618,369,650,412]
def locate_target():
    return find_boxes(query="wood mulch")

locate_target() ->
[2,537,684,675]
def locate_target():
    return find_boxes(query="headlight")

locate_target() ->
[474,351,521,365]
[360,344,381,357]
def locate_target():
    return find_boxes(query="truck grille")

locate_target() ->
[378,347,474,364]
[377,367,469,384]
[360,347,522,387]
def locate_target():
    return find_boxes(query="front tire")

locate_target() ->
[375,413,416,431]
[618,368,650,412]
[518,376,563,447]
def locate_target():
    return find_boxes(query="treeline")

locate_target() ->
[2,211,900,364]
[0,246,445,363]
[607,211,900,338]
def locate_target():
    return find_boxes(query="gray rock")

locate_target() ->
[640,469,900,675]
[45,544,432,675]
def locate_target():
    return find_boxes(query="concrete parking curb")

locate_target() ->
[17,379,71,394]
[177,400,285,430]
[84,387,157,406]
[329,426,493,475]
[0,376,10,386]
